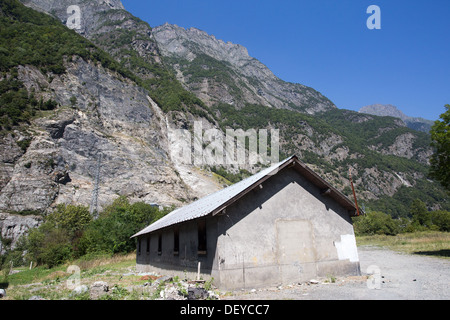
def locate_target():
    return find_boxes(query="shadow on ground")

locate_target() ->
[414,249,450,258]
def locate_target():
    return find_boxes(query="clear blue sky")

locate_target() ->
[121,0,450,121]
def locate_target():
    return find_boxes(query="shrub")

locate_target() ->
[78,197,170,256]
[430,210,450,232]
[24,204,91,267]
[20,197,170,267]
[25,221,72,268]
[46,204,92,236]
[353,211,401,236]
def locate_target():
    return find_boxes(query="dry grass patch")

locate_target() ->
[357,231,450,259]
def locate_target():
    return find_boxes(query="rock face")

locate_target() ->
[0,213,42,254]
[152,23,336,114]
[0,60,201,214]
[20,0,125,37]
[380,133,432,164]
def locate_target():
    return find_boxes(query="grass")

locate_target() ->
[3,252,220,300]
[357,231,450,259]
[2,253,144,300]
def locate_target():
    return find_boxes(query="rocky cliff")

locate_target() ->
[359,104,434,133]
[0,0,225,248]
[152,23,336,114]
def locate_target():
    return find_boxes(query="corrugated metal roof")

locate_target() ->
[132,156,295,238]
[132,155,360,238]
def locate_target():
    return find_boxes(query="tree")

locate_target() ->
[46,204,92,236]
[24,204,91,267]
[430,210,450,232]
[409,199,431,230]
[78,197,170,256]
[353,211,400,236]
[429,105,450,190]
[25,221,72,268]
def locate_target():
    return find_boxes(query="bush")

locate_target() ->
[430,210,450,232]
[78,197,170,256]
[20,198,170,268]
[25,221,72,268]
[46,204,92,236]
[23,204,91,267]
[353,211,401,236]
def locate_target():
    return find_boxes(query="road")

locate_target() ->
[224,246,450,300]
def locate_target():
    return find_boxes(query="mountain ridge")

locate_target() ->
[152,22,336,114]
[0,0,447,252]
[359,104,435,133]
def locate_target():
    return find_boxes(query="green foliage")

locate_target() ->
[429,104,450,190]
[210,166,252,184]
[366,179,450,219]
[321,108,430,173]
[18,198,170,268]
[353,211,401,236]
[78,197,170,256]
[0,0,137,131]
[0,74,62,130]
[0,0,132,78]
[406,199,450,232]
[25,221,73,268]
[429,210,450,232]
[46,204,92,236]
[354,200,450,236]
[409,199,430,229]
[24,204,91,268]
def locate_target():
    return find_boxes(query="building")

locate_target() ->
[132,155,361,290]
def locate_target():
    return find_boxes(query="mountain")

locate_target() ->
[0,0,222,250]
[152,23,336,114]
[359,104,435,133]
[1,0,448,250]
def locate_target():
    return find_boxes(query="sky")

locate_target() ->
[121,0,450,121]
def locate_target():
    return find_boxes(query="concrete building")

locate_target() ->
[133,155,361,290]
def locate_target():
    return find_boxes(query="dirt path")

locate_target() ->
[223,246,450,300]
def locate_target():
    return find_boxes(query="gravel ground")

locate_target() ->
[223,246,450,300]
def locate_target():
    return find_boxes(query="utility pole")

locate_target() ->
[90,154,102,218]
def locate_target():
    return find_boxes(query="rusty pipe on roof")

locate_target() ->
[349,168,360,216]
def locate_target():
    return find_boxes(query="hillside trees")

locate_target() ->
[354,199,450,236]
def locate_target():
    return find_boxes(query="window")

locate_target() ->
[146,236,150,254]
[138,238,141,255]
[197,219,207,255]
[158,234,162,255]
[173,228,179,255]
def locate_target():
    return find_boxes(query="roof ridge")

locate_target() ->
[132,156,296,238]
